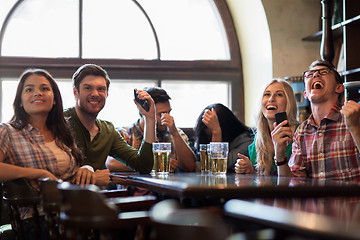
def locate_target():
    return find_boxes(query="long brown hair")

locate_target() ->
[10,69,83,166]
[255,79,298,175]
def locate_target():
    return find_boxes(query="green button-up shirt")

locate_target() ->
[64,107,153,173]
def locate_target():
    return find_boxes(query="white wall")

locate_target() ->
[262,0,321,78]
[227,0,272,127]
[227,0,321,127]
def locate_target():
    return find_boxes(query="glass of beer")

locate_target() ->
[209,142,229,175]
[206,144,211,172]
[152,143,171,175]
[199,144,209,173]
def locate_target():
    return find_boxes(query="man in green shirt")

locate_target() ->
[64,64,156,185]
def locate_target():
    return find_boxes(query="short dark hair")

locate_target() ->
[306,59,344,102]
[72,64,110,92]
[306,59,343,84]
[144,87,171,104]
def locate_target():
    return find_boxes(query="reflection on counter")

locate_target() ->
[254,197,360,224]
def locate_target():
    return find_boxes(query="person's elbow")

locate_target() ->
[105,157,124,172]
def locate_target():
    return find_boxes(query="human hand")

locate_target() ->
[38,169,58,180]
[28,169,58,189]
[73,167,96,185]
[202,108,221,138]
[341,100,360,133]
[234,153,254,174]
[134,90,155,119]
[94,169,111,186]
[161,113,177,134]
[271,120,292,159]
[169,158,179,172]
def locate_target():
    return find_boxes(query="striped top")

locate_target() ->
[289,104,360,181]
[118,119,189,151]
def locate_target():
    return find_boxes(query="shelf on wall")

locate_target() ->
[340,67,360,76]
[302,14,360,41]
[343,80,360,89]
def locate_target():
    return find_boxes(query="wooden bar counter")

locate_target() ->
[111,173,360,205]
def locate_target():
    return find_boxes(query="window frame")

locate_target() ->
[0,0,244,122]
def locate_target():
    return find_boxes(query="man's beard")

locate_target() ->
[78,103,100,118]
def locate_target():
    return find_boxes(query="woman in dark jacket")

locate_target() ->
[194,103,254,173]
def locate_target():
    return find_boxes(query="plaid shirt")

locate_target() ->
[118,119,189,162]
[0,123,78,218]
[289,104,360,181]
[118,120,145,150]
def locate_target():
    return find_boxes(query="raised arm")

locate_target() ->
[135,90,156,144]
[108,90,156,174]
[163,116,196,171]
[202,108,222,142]
[341,100,360,149]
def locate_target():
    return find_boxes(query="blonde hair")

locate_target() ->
[255,79,298,175]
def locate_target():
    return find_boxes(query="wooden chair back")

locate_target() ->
[38,178,63,240]
[58,182,118,228]
[57,182,155,239]
[2,178,41,240]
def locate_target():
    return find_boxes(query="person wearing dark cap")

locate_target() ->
[106,87,196,172]
[275,59,360,181]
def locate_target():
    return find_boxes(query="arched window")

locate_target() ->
[0,0,242,128]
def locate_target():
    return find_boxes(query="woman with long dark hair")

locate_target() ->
[0,68,95,239]
[194,103,254,172]
[0,68,86,182]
